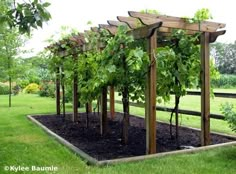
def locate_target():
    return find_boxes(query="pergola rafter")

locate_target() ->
[99,24,118,35]
[117,16,140,29]
[48,10,226,155]
[128,11,225,32]
[107,20,128,27]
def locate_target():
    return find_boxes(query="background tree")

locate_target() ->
[0,27,24,107]
[0,0,51,107]
[211,42,236,74]
[16,54,52,87]
[0,0,51,35]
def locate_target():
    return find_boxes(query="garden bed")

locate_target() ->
[31,112,236,162]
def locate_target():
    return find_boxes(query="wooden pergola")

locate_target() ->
[51,11,226,155]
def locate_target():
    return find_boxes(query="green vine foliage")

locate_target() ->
[101,25,149,102]
[185,8,213,24]
[156,30,201,102]
[74,26,149,104]
[46,31,84,104]
[76,29,111,104]
[193,8,213,22]
[156,8,218,103]
[77,51,102,104]
[46,27,112,105]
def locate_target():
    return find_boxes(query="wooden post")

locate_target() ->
[87,102,92,113]
[61,66,66,118]
[200,32,211,146]
[56,67,60,115]
[145,29,157,154]
[100,87,107,136]
[110,86,115,119]
[72,56,78,122]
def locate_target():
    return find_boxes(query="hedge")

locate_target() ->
[211,74,236,88]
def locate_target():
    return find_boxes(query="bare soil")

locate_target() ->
[34,112,235,160]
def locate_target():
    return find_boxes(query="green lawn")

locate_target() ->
[0,94,236,174]
[112,89,236,135]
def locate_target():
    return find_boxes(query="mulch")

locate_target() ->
[34,112,235,160]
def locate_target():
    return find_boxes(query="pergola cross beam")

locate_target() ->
[128,11,226,32]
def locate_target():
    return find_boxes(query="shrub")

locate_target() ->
[17,79,30,89]
[38,83,55,98]
[0,83,9,95]
[211,74,236,88]
[23,83,40,94]
[221,103,236,132]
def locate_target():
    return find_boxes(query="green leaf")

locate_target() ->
[42,2,51,8]
[34,0,39,4]
[36,20,42,28]
[0,15,8,24]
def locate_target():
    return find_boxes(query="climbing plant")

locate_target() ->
[155,8,218,146]
[46,32,81,118]
[45,8,220,147]
[100,25,149,144]
[156,30,201,102]
[77,29,110,104]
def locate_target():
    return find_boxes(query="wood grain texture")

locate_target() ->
[201,32,211,146]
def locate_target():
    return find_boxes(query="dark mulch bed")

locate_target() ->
[34,112,235,160]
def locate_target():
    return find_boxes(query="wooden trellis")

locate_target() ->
[49,11,226,154]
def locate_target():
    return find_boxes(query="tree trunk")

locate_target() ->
[110,86,115,119]
[9,76,12,107]
[122,87,129,145]
[175,96,180,148]
[72,56,78,122]
[86,103,90,128]
[8,56,11,108]
[97,98,100,115]
[121,49,129,145]
[169,95,180,147]
[100,87,107,136]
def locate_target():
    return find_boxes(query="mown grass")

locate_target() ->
[0,94,236,174]
[112,89,236,135]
